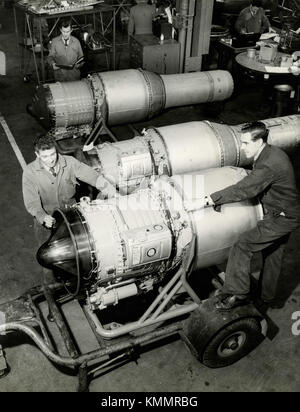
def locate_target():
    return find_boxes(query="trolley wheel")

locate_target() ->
[201,318,263,368]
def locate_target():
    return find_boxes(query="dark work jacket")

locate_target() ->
[210,145,300,220]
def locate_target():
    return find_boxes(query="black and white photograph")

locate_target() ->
[0,0,299,395]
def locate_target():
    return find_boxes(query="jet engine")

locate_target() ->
[37,167,263,337]
[29,69,234,139]
[84,115,300,194]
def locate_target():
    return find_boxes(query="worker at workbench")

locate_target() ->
[186,122,300,311]
[128,0,156,36]
[235,0,271,34]
[289,51,300,77]
[289,51,300,113]
[22,134,115,284]
[47,19,84,82]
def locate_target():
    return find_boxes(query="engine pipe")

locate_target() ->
[85,115,300,193]
[30,69,234,135]
[37,167,263,315]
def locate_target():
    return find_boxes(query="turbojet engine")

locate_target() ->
[37,167,263,338]
[29,69,234,139]
[84,115,300,194]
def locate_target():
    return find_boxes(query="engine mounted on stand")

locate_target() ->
[0,167,268,390]
[37,167,264,339]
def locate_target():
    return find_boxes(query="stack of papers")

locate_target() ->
[264,66,290,73]
[259,33,278,40]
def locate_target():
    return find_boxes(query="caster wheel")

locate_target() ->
[202,318,263,368]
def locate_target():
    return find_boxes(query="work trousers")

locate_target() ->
[34,219,56,285]
[222,212,300,301]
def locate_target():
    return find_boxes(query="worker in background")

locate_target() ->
[290,51,300,75]
[47,19,84,82]
[289,51,300,113]
[22,134,115,284]
[186,122,300,311]
[128,0,156,36]
[235,0,271,34]
[156,0,172,21]
[33,17,49,47]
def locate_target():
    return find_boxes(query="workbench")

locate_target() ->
[235,50,294,80]
[13,2,117,83]
[235,50,298,116]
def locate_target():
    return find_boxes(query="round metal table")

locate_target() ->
[235,51,292,78]
[235,51,297,117]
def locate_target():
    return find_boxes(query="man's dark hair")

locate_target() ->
[34,134,56,152]
[157,0,171,7]
[251,0,262,8]
[60,19,72,29]
[241,121,269,143]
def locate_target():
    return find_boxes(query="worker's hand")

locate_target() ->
[96,174,118,199]
[292,51,300,61]
[52,62,59,71]
[290,67,300,76]
[43,215,56,228]
[289,62,300,76]
[183,196,214,212]
[240,28,247,34]
[183,199,201,212]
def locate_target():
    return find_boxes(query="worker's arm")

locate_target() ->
[74,38,84,69]
[261,10,271,33]
[210,166,275,206]
[69,157,117,198]
[71,157,99,187]
[22,169,47,225]
[235,10,247,34]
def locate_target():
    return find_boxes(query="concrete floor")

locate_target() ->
[0,6,300,392]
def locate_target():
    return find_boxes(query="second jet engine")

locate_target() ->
[83,115,300,194]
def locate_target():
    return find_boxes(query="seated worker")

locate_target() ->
[128,0,156,36]
[235,0,271,34]
[47,19,84,82]
[22,134,115,284]
[290,51,300,76]
[188,122,300,311]
[289,51,300,113]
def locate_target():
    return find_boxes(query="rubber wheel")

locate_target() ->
[202,318,263,368]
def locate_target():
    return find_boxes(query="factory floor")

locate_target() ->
[0,6,300,393]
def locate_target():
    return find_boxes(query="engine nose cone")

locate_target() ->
[36,208,94,279]
[37,237,77,274]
